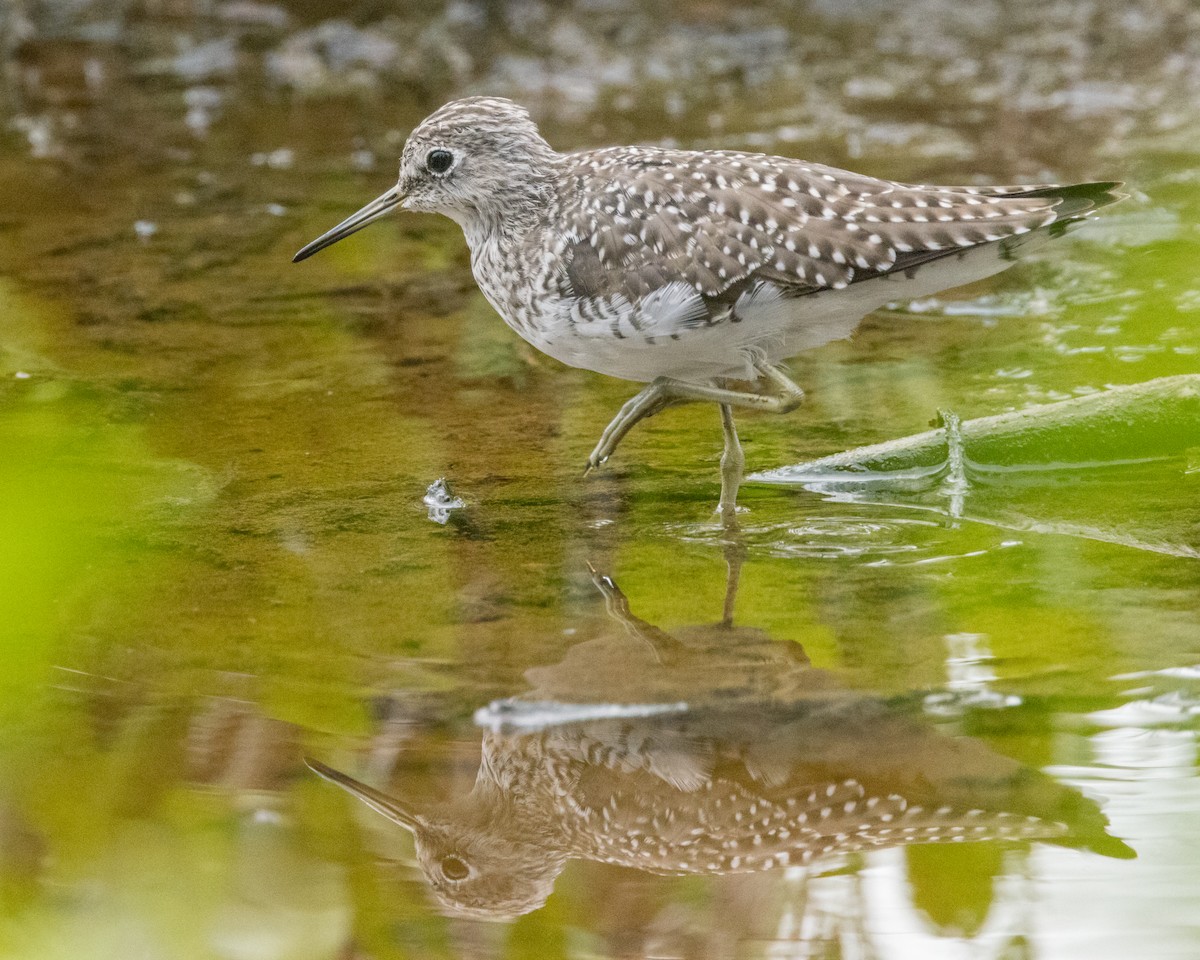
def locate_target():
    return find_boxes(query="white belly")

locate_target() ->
[530,296,863,382]
[484,236,1027,384]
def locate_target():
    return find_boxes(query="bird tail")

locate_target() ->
[1005,181,1128,225]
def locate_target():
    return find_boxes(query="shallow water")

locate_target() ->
[1,1,1199,957]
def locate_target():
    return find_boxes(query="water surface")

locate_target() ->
[1,2,1199,957]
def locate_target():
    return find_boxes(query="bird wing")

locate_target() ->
[555,146,1121,333]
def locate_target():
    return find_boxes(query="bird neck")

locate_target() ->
[461,152,561,250]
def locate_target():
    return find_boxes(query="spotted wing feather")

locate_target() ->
[553,146,1122,335]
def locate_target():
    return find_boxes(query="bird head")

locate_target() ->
[305,757,566,920]
[292,97,557,262]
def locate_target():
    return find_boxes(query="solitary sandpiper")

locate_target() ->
[305,569,1132,920]
[293,97,1122,513]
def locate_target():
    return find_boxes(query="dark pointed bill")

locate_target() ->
[292,186,405,263]
[304,757,428,832]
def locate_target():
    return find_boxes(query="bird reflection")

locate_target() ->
[310,560,1133,921]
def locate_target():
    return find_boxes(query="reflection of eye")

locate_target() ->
[426,149,454,174]
[440,855,470,881]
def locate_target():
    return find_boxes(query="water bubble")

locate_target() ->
[423,477,465,525]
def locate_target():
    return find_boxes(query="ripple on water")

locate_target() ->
[671,514,975,563]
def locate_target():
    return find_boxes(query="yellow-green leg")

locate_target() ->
[584,360,804,472]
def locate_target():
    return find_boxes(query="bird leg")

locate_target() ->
[751,360,807,411]
[717,403,744,525]
[584,381,682,475]
[584,360,805,472]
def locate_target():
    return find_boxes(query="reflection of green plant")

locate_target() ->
[455,292,535,388]
[0,787,357,960]
[0,368,208,716]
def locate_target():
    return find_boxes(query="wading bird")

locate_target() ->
[294,98,1122,515]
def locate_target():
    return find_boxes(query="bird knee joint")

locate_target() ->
[778,389,805,413]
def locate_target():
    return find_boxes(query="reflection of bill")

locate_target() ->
[309,567,1133,921]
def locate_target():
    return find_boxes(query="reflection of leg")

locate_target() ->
[720,531,746,629]
[586,366,804,472]
[588,562,637,627]
[717,403,744,526]
[717,400,747,627]
[586,563,675,658]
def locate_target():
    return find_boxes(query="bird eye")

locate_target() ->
[440,855,470,881]
[426,149,454,174]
